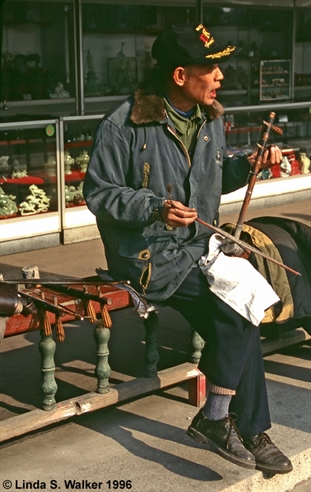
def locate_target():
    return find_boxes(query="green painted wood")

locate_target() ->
[93,321,111,394]
[38,333,58,410]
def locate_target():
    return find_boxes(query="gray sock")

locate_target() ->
[203,393,232,421]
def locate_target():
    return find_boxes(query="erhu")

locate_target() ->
[233,111,283,240]
[196,112,301,276]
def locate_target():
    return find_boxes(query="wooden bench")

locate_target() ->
[2,272,309,443]
[1,276,206,442]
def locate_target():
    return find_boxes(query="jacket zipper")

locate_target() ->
[197,119,207,140]
[166,120,209,168]
[166,125,192,167]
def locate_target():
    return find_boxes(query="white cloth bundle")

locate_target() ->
[199,234,280,326]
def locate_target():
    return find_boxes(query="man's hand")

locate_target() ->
[161,200,197,228]
[247,145,283,170]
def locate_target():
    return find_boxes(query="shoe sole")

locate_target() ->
[187,427,256,470]
[255,462,293,475]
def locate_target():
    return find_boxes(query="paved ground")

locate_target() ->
[0,200,310,491]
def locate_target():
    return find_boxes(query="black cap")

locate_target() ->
[152,23,240,70]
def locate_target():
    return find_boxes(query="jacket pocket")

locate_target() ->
[118,236,179,295]
[119,239,153,294]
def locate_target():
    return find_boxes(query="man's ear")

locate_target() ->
[172,66,187,86]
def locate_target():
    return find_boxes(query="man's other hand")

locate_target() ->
[161,200,197,228]
[247,145,283,170]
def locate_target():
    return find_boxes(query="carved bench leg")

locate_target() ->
[189,328,205,364]
[94,321,111,394]
[188,370,206,407]
[188,329,206,406]
[143,312,159,378]
[39,332,58,410]
[188,370,207,407]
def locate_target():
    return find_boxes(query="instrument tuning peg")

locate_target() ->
[272,125,283,135]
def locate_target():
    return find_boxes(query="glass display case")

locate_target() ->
[0,101,310,254]
[0,119,61,250]
[1,1,310,119]
[82,0,196,114]
[58,114,103,243]
[202,5,293,107]
[260,59,291,101]
[224,101,311,180]
[220,99,311,211]
[0,0,76,118]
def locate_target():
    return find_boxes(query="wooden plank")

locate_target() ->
[0,362,201,443]
[262,328,310,355]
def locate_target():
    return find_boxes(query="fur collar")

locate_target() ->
[130,87,225,126]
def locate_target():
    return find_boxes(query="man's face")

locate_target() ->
[180,64,224,107]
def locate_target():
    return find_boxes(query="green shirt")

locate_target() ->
[164,99,202,157]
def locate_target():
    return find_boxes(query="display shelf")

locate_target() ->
[0,138,44,146]
[64,140,93,149]
[295,85,311,90]
[0,175,44,185]
[29,172,86,185]
[64,171,86,182]
[225,125,261,135]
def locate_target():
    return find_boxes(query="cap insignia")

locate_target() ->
[195,24,214,48]
[205,46,236,59]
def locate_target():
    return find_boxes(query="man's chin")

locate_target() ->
[203,97,216,106]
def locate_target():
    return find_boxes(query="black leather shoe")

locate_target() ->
[187,410,255,469]
[244,433,293,474]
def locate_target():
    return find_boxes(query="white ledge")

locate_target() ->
[221,174,311,204]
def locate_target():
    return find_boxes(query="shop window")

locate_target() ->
[1,1,75,103]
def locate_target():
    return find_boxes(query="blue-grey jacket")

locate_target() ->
[83,87,251,302]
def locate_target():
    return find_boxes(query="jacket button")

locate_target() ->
[142,252,149,259]
[204,136,208,141]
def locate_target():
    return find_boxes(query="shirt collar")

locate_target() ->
[164,96,202,120]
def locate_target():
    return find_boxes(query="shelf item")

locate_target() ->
[299,152,311,174]
[65,183,85,208]
[0,186,18,218]
[19,184,50,216]
[75,150,90,172]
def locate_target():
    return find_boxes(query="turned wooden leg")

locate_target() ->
[143,312,159,378]
[189,328,205,364]
[38,332,58,410]
[93,321,111,394]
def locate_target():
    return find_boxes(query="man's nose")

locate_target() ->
[215,67,224,81]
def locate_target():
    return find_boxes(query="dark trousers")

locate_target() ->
[166,266,271,439]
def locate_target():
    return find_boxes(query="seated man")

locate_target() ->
[84,23,292,475]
